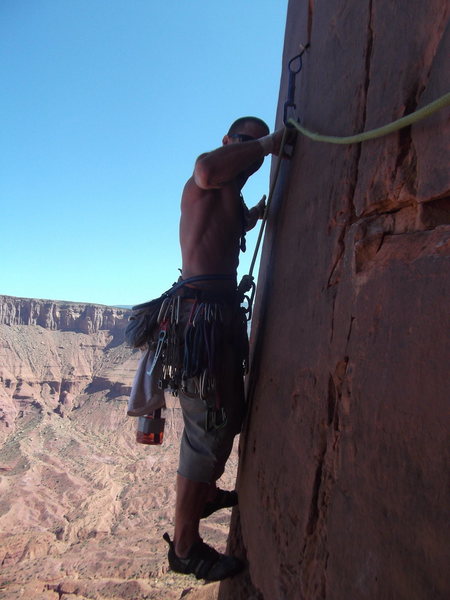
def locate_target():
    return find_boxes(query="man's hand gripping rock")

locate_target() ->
[258,126,297,159]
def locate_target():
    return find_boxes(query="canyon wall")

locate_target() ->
[0,295,128,334]
[0,296,238,599]
[0,295,134,442]
[222,1,450,599]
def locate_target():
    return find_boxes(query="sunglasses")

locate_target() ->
[229,133,256,142]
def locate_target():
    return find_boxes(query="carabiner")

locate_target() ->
[283,43,309,125]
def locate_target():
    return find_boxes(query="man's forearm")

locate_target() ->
[245,206,261,231]
[257,135,275,156]
[194,140,266,189]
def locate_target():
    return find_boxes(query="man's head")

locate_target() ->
[222,117,270,180]
[225,116,270,143]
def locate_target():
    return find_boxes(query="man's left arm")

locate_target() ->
[244,195,266,231]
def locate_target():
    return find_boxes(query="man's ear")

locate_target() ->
[222,134,230,146]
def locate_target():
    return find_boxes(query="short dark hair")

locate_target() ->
[228,116,269,136]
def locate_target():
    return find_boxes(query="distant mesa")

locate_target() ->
[0,294,129,334]
[0,293,138,442]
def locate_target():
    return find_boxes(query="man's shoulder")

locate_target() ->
[195,152,209,162]
[183,175,202,196]
[182,175,225,203]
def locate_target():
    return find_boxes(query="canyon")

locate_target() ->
[0,296,237,600]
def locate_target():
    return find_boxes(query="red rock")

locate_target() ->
[0,295,128,333]
[224,1,450,599]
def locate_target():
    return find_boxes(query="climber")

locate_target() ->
[162,116,290,581]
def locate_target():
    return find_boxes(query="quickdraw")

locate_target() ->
[183,301,224,385]
[144,295,182,394]
[283,44,309,126]
[237,274,256,321]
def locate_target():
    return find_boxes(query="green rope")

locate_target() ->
[287,91,450,144]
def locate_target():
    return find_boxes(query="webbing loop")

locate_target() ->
[283,44,310,125]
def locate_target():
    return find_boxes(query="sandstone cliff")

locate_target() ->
[0,295,134,443]
[220,2,450,599]
[0,295,127,333]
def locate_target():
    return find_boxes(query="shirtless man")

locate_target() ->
[163,117,286,581]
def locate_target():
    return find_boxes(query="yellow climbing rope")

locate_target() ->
[287,91,450,144]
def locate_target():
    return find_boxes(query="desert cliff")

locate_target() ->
[0,296,134,444]
[0,296,127,334]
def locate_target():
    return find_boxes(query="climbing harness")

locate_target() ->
[283,44,309,125]
[134,273,243,431]
[127,274,235,399]
[126,273,234,349]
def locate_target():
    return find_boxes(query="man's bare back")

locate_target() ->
[179,118,285,286]
[180,178,243,278]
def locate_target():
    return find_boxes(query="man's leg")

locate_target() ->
[173,475,221,557]
[165,472,243,581]
[173,474,209,557]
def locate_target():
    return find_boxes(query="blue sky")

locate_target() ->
[1,1,288,306]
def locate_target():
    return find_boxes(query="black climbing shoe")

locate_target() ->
[201,489,238,519]
[163,532,245,581]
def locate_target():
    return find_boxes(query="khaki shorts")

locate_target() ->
[177,319,246,484]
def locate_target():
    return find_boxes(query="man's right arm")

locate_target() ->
[194,129,285,190]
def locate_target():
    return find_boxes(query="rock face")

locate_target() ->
[0,295,238,599]
[221,2,450,599]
